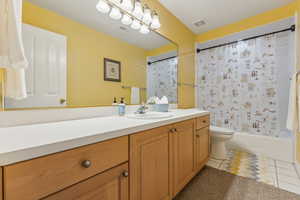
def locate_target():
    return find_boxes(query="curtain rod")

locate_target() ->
[197,25,296,53]
[148,56,177,65]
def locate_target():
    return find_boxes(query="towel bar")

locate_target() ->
[121,86,146,90]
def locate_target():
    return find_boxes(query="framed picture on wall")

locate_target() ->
[104,58,121,82]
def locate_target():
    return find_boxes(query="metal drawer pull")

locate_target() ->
[122,171,129,177]
[81,160,92,168]
[170,128,177,133]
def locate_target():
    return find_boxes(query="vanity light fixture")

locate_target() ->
[140,24,150,34]
[131,19,141,30]
[132,0,144,20]
[142,5,152,25]
[96,0,161,34]
[121,0,133,12]
[151,11,161,29]
[96,0,111,13]
[121,13,133,25]
[109,6,122,20]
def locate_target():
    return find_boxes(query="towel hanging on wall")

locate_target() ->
[0,0,28,99]
[131,87,140,105]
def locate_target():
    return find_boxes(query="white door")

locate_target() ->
[5,24,67,109]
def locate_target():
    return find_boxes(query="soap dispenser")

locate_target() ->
[118,97,126,116]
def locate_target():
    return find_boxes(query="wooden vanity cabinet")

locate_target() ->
[194,127,210,170]
[3,136,129,200]
[171,119,195,196]
[130,115,210,199]
[130,125,173,200]
[43,163,129,200]
[1,115,210,200]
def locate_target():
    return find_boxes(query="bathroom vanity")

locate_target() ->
[0,109,210,200]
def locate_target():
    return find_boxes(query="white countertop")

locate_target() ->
[0,109,209,166]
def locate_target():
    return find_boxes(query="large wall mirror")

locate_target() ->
[3,0,178,110]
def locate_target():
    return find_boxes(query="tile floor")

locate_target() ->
[207,149,300,195]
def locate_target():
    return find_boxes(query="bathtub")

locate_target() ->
[227,131,294,162]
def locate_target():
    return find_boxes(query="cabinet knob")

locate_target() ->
[122,171,129,177]
[169,128,174,133]
[174,128,177,132]
[202,120,206,123]
[196,134,200,138]
[81,160,92,168]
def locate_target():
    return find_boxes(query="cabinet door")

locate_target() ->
[195,127,210,170]
[43,163,128,200]
[171,119,195,196]
[130,126,172,200]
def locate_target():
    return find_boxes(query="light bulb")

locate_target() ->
[151,12,161,29]
[121,0,133,11]
[121,14,133,25]
[109,7,122,20]
[131,19,141,30]
[142,6,152,25]
[140,25,150,34]
[132,0,143,20]
[96,0,110,13]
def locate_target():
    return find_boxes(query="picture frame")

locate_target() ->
[104,58,121,82]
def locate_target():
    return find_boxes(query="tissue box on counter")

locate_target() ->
[153,104,169,112]
[147,96,169,112]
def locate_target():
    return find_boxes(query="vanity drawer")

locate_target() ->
[3,136,129,200]
[196,115,210,130]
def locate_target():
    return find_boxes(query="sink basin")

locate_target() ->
[126,112,173,120]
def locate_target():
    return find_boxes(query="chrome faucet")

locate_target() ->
[135,103,148,114]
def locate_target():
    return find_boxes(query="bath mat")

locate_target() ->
[174,166,300,200]
[219,149,276,186]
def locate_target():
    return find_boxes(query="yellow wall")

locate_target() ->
[144,0,196,108]
[22,1,147,106]
[146,43,178,57]
[197,1,297,43]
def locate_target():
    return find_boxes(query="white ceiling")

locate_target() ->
[26,0,172,50]
[158,0,295,34]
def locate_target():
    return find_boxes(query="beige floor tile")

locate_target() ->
[278,182,300,195]
[278,175,300,186]
[277,167,299,178]
[276,160,295,170]
[206,160,221,169]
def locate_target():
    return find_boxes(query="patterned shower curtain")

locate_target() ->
[147,57,178,103]
[197,35,280,137]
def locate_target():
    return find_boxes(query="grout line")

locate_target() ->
[274,160,280,188]
[218,160,224,169]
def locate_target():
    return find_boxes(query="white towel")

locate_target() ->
[0,0,28,99]
[131,87,140,105]
[287,73,300,132]
[5,68,27,99]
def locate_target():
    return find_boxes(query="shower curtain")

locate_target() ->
[197,35,282,137]
[147,57,178,103]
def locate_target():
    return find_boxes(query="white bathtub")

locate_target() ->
[227,131,294,162]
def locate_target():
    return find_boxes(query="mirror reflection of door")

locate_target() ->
[5,24,67,109]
